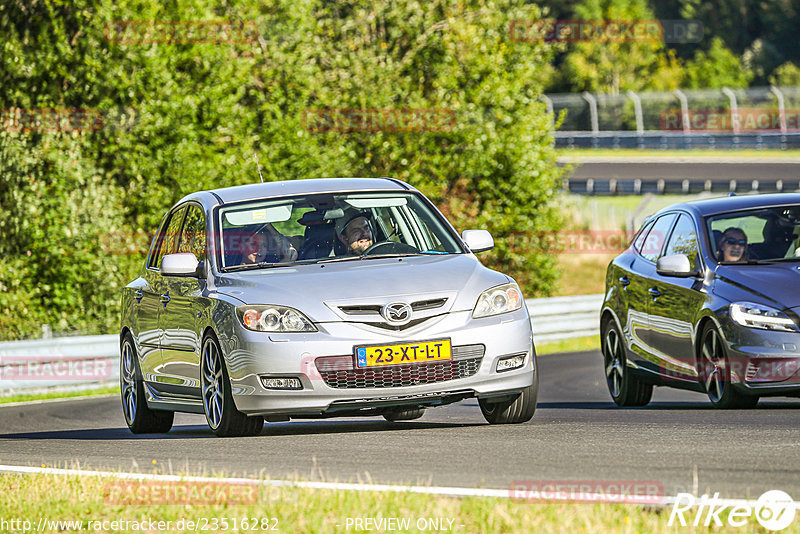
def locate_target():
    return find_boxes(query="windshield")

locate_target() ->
[217,191,464,270]
[707,206,800,264]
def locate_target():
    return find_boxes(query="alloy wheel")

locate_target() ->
[120,340,137,424]
[604,327,624,398]
[702,328,725,403]
[202,339,224,429]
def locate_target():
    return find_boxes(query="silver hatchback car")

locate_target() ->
[120,178,537,436]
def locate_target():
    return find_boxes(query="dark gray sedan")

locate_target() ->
[602,193,800,408]
[120,178,537,436]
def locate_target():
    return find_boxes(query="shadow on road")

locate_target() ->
[538,400,800,410]
[0,419,480,441]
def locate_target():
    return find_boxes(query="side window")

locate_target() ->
[150,206,187,269]
[632,219,655,253]
[640,213,677,262]
[178,204,206,260]
[663,213,699,268]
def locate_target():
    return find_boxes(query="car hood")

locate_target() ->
[214,254,509,321]
[716,263,800,309]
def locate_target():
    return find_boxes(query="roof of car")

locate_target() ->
[179,177,414,206]
[654,193,800,218]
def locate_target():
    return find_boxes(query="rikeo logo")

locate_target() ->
[669,490,796,530]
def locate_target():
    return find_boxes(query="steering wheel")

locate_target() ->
[363,240,419,255]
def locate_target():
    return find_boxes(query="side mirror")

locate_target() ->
[656,254,700,278]
[161,253,201,277]
[462,229,494,253]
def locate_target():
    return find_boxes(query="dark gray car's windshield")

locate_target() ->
[707,206,800,264]
[218,192,464,269]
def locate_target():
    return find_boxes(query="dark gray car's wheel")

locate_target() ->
[699,323,759,409]
[383,408,425,421]
[120,334,174,434]
[602,319,652,407]
[479,365,538,424]
[201,335,264,437]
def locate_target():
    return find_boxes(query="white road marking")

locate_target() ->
[0,394,117,408]
[0,464,794,507]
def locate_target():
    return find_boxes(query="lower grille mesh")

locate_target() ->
[318,345,484,389]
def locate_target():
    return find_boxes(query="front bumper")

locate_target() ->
[222,308,536,416]
[720,317,800,395]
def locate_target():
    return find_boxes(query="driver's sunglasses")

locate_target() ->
[724,237,747,246]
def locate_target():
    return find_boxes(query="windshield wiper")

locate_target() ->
[316,252,426,264]
[227,261,299,271]
[748,257,800,264]
[359,253,423,260]
[315,256,363,264]
[720,258,800,265]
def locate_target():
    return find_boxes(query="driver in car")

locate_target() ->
[336,211,374,255]
[717,227,749,263]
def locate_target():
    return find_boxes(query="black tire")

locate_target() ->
[698,323,759,409]
[120,334,174,434]
[383,408,425,421]
[201,334,264,437]
[479,366,538,424]
[602,319,653,407]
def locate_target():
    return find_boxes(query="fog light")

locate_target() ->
[261,377,303,390]
[496,354,526,372]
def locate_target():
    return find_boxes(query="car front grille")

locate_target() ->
[316,344,484,389]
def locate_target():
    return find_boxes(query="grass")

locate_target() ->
[536,335,599,356]
[1,472,790,533]
[557,148,800,158]
[0,385,118,405]
[553,253,614,296]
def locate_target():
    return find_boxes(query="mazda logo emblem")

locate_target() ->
[381,302,412,325]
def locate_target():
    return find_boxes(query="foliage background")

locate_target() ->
[0,0,564,339]
[2,0,797,340]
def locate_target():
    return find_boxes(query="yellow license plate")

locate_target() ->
[355,339,452,368]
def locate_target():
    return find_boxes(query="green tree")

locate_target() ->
[769,62,800,87]
[683,37,753,88]
[560,0,682,94]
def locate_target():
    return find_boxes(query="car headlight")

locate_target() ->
[235,305,317,332]
[730,302,799,332]
[473,282,524,318]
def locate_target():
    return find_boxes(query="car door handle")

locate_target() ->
[134,290,143,303]
[619,276,630,287]
[648,287,661,298]
[160,293,171,305]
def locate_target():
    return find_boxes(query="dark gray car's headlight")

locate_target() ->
[236,305,317,332]
[730,302,799,332]
[473,282,524,318]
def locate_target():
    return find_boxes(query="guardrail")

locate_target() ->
[526,294,603,343]
[554,131,800,150]
[0,335,119,397]
[0,295,604,396]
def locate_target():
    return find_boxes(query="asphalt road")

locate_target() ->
[2,351,799,499]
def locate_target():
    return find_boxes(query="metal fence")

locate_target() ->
[544,86,800,149]
[0,295,604,396]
